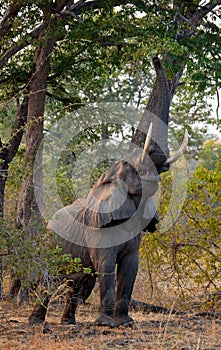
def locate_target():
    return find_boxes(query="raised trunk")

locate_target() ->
[131,57,171,173]
[17,37,54,233]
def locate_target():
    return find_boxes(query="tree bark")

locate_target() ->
[0,3,21,39]
[0,95,28,298]
[17,37,54,233]
[0,95,28,217]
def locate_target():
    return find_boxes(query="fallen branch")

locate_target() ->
[130,299,185,315]
[130,299,221,319]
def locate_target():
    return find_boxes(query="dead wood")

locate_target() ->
[130,299,221,319]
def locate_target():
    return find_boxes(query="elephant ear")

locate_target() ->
[81,179,137,228]
[78,159,142,228]
[47,198,87,245]
[48,159,143,234]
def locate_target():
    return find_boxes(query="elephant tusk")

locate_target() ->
[141,122,153,163]
[166,130,188,164]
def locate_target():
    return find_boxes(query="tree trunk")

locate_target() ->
[0,161,7,218]
[0,144,8,299]
[0,96,28,216]
[17,37,54,233]
[13,37,54,304]
[0,96,28,298]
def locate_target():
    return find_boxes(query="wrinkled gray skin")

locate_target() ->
[29,57,171,327]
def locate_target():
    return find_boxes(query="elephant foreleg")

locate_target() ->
[115,250,139,325]
[95,273,116,327]
[89,249,116,327]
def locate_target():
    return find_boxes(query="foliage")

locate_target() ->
[0,221,92,293]
[1,1,220,134]
[0,101,18,142]
[140,158,221,304]
[199,139,221,170]
[2,150,92,295]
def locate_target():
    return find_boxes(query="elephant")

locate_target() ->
[29,57,188,327]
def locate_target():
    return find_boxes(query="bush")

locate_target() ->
[140,161,221,307]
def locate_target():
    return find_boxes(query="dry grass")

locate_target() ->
[1,298,221,350]
[1,273,221,350]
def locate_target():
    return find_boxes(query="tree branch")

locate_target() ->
[46,91,82,108]
[130,298,221,319]
[216,85,220,122]
[74,0,133,14]
[4,95,29,165]
[0,22,49,69]
[0,44,24,70]
[66,0,87,11]
[178,1,221,38]
[0,0,71,69]
[0,0,131,69]
[0,2,21,39]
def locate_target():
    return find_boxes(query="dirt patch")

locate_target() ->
[1,301,221,350]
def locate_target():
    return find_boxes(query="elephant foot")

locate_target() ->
[60,317,76,325]
[28,296,49,325]
[29,314,45,325]
[115,314,134,326]
[42,322,53,334]
[28,306,46,325]
[95,314,116,328]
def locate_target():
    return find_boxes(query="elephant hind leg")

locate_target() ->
[28,295,50,324]
[60,274,93,325]
[60,279,81,325]
[80,274,97,303]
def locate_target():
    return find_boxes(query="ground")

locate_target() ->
[1,271,221,350]
[1,299,221,350]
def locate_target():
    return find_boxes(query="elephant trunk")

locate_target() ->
[132,57,171,173]
[146,58,171,158]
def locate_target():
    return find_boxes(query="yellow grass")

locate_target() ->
[1,298,221,350]
[1,273,221,350]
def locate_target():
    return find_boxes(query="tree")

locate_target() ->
[0,1,220,299]
[16,37,55,231]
